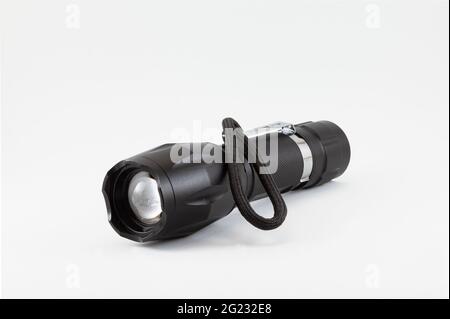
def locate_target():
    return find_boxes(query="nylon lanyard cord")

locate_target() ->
[221,117,287,230]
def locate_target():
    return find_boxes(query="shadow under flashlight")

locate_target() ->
[102,120,350,242]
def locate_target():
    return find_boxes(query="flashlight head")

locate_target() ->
[102,143,237,242]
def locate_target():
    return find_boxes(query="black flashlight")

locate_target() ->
[102,119,350,242]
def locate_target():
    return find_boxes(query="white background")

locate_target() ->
[1,0,448,298]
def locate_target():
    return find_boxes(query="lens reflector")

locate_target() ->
[128,171,162,224]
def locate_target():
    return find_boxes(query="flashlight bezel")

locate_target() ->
[102,161,171,242]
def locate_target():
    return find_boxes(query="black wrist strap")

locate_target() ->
[222,117,287,230]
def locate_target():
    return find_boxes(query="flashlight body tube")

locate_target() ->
[102,120,350,242]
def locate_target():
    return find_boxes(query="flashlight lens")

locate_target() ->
[128,171,162,224]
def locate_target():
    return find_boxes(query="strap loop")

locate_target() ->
[222,117,287,230]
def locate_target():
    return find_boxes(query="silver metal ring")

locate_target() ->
[289,134,313,183]
[240,121,313,185]
[243,122,296,139]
